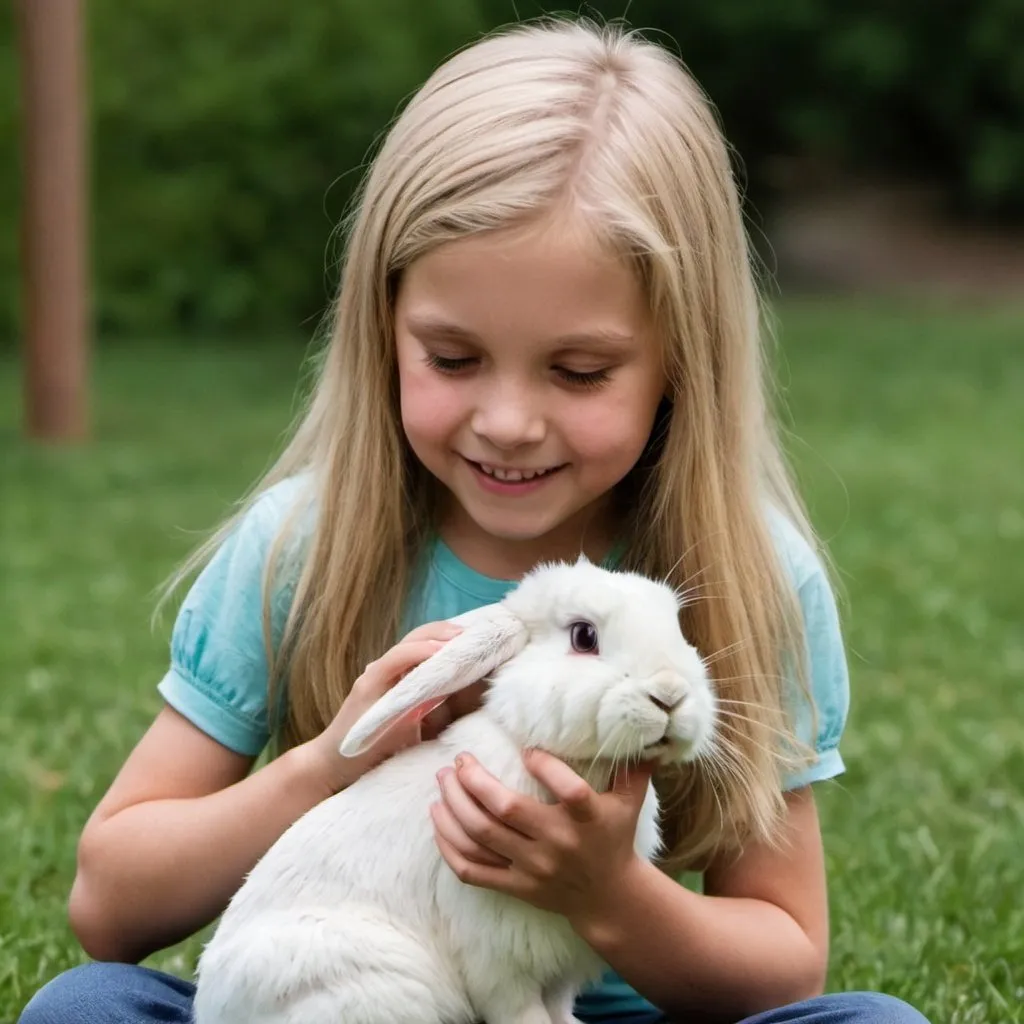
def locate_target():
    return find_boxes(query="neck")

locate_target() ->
[439,495,620,580]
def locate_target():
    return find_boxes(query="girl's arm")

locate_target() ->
[70,623,462,964]
[69,706,327,964]
[571,786,829,1023]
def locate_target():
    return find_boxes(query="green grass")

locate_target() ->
[2,300,1022,1022]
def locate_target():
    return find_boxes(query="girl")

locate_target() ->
[19,18,929,1024]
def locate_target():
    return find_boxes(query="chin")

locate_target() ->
[469,516,559,544]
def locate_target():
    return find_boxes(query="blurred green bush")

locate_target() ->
[1,1,1021,340]
[594,0,1024,217]
[0,1,485,341]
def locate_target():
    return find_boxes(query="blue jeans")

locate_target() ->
[18,962,931,1023]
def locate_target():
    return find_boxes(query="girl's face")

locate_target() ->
[394,213,666,576]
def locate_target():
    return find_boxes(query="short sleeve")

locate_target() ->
[781,559,851,791]
[156,479,305,756]
[766,509,851,791]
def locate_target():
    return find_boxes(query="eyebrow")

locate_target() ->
[403,315,636,351]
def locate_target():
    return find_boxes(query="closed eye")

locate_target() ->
[425,353,475,374]
[556,367,612,390]
[425,353,612,390]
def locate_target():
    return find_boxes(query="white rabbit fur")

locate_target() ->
[193,558,716,1024]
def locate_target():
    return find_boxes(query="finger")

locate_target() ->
[438,766,533,858]
[611,760,655,800]
[398,620,464,644]
[354,639,450,699]
[434,831,521,895]
[429,801,511,868]
[452,754,548,839]
[521,748,598,823]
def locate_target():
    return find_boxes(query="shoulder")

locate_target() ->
[220,474,315,575]
[156,474,314,756]
[764,505,851,789]
[765,504,826,593]
[177,475,313,623]
[765,506,845,663]
[232,474,315,550]
[764,506,844,663]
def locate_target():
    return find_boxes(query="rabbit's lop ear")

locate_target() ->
[338,604,529,758]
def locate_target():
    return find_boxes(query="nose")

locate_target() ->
[649,693,684,714]
[470,379,545,448]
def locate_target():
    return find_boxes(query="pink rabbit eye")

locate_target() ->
[570,621,599,654]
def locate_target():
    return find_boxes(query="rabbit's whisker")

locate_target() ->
[714,708,793,743]
[661,540,705,584]
[702,637,757,667]
[712,715,785,764]
[713,681,786,693]
[700,742,751,796]
[674,583,729,607]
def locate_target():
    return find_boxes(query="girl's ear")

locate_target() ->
[338,604,529,758]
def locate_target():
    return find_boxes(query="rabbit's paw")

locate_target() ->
[478,992,553,1024]
[543,982,583,1024]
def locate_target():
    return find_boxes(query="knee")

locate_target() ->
[839,991,931,1023]
[18,962,143,1024]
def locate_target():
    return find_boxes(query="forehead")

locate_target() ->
[395,217,653,353]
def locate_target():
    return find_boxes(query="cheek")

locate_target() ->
[566,388,659,464]
[398,362,462,446]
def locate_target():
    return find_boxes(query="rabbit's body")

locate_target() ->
[196,713,656,1024]
[194,560,714,1024]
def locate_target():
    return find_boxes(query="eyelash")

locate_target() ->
[423,354,612,391]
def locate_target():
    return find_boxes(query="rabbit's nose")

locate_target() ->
[649,693,684,714]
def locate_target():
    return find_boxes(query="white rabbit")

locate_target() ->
[192,557,716,1024]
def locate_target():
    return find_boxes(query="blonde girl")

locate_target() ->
[19,18,928,1024]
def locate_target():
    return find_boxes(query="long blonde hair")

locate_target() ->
[170,17,824,872]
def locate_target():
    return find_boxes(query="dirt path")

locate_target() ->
[764,182,1024,302]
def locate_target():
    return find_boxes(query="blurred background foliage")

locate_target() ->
[1,0,1022,340]
[3,7,1023,1018]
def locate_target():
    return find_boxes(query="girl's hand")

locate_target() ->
[431,749,653,926]
[301,621,468,795]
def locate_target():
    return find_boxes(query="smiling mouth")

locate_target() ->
[470,460,565,482]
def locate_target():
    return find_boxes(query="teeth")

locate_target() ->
[478,463,553,482]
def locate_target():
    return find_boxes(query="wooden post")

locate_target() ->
[17,0,90,441]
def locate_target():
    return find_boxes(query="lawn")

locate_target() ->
[1,300,1022,1022]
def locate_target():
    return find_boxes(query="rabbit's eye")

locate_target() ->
[570,621,599,654]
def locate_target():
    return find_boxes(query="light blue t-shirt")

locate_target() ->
[157,476,849,1017]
